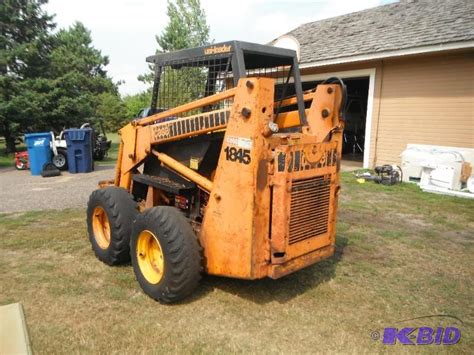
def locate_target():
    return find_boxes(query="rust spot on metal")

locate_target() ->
[241,107,251,118]
[257,159,267,191]
[322,108,330,118]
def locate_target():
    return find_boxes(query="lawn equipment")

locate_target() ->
[356,165,403,185]
[87,41,346,303]
[81,121,112,161]
[13,133,68,171]
[14,151,29,170]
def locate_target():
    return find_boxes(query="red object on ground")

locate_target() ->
[14,151,29,170]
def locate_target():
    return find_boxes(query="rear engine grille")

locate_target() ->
[289,175,331,245]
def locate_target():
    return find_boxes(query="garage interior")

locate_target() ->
[302,77,369,166]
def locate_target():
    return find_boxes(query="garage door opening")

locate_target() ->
[342,77,369,162]
[301,76,370,167]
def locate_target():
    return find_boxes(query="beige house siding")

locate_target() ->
[300,50,474,167]
[373,52,474,165]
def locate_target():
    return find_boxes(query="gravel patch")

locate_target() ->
[0,164,115,213]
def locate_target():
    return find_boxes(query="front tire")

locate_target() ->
[131,206,202,303]
[87,187,138,265]
[52,149,68,171]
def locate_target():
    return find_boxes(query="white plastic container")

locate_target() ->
[400,144,473,183]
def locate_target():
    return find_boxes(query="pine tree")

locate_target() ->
[0,0,54,152]
[0,1,123,152]
[47,22,119,130]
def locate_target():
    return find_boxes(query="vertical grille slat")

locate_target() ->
[288,175,331,245]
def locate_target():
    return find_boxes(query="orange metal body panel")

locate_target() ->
[110,78,344,280]
[269,245,335,279]
[200,78,275,278]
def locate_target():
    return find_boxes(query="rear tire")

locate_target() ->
[131,206,202,303]
[52,149,68,171]
[87,187,138,265]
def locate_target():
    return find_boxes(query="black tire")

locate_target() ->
[93,150,105,161]
[52,149,68,171]
[87,187,138,265]
[131,206,202,303]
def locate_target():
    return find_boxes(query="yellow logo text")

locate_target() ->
[204,45,232,55]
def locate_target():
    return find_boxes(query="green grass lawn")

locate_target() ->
[0,152,15,168]
[0,175,473,353]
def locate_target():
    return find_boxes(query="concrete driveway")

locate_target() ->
[0,164,115,213]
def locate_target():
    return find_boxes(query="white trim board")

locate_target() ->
[299,40,474,69]
[301,68,376,169]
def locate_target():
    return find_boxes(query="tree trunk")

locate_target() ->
[3,125,17,153]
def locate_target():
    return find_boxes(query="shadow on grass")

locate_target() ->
[184,235,348,305]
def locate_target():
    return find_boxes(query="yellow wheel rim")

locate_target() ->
[136,230,165,284]
[92,206,111,249]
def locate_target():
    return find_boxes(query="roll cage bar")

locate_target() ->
[146,41,307,125]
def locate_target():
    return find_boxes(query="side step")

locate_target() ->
[132,174,196,195]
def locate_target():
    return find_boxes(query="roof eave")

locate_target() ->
[299,40,474,69]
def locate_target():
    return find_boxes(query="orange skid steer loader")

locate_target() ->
[87,41,346,303]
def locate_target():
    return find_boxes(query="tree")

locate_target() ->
[138,0,210,85]
[0,5,121,152]
[47,22,119,130]
[123,91,152,119]
[96,92,128,131]
[0,0,54,152]
[157,0,210,52]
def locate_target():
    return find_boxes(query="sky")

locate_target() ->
[45,0,395,96]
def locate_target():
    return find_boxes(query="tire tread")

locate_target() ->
[87,187,138,265]
[131,206,202,303]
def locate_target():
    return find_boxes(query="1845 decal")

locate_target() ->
[224,146,251,165]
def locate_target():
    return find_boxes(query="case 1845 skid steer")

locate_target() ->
[87,41,346,303]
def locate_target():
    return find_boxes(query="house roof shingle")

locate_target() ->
[285,0,474,65]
